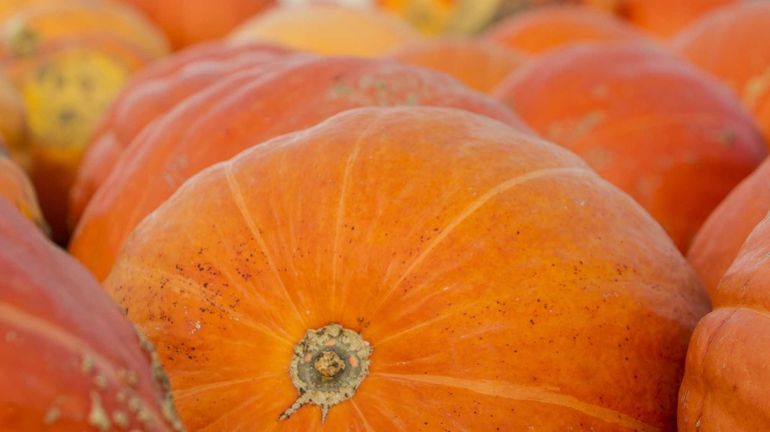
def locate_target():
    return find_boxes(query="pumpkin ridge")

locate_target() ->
[224,163,307,327]
[372,373,660,432]
[370,166,593,319]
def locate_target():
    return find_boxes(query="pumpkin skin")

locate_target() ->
[672,2,770,145]
[228,4,421,58]
[494,42,766,251]
[688,157,770,297]
[0,199,184,431]
[70,55,527,281]
[0,146,45,231]
[120,0,275,49]
[0,72,25,158]
[678,211,770,430]
[69,42,290,228]
[389,37,528,93]
[484,5,646,55]
[104,106,708,430]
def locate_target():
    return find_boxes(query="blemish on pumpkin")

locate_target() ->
[81,354,94,373]
[88,391,112,431]
[43,406,60,425]
[717,129,736,147]
[743,66,770,110]
[547,110,606,146]
[112,410,129,429]
[94,374,108,389]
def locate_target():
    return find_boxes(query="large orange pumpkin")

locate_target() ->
[69,41,290,227]
[120,0,275,49]
[70,55,527,281]
[678,210,770,430]
[228,4,421,58]
[0,199,184,431]
[389,37,528,93]
[0,144,45,231]
[104,106,708,430]
[484,5,647,55]
[688,157,770,296]
[494,42,766,251]
[672,1,770,145]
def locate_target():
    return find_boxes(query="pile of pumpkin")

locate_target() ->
[2,0,770,430]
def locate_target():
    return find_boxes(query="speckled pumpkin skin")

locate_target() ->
[69,55,528,281]
[104,107,708,431]
[0,199,183,432]
[495,42,766,251]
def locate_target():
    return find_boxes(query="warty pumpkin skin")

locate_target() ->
[672,1,770,145]
[494,42,766,251]
[104,106,709,431]
[687,157,770,297]
[389,37,528,93]
[228,4,422,58]
[484,5,647,55]
[0,199,184,431]
[679,212,770,430]
[69,55,528,281]
[69,41,290,227]
[119,0,275,49]
[0,146,45,232]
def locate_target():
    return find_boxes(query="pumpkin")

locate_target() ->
[119,0,275,49]
[0,144,45,231]
[389,37,528,93]
[688,157,770,297]
[672,2,770,145]
[494,41,766,251]
[69,41,290,228]
[0,199,184,431]
[104,106,708,430]
[0,0,168,244]
[678,210,770,430]
[484,5,647,55]
[70,54,528,280]
[583,0,737,38]
[228,4,421,58]
[0,71,25,158]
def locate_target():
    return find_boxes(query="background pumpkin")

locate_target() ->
[0,72,25,159]
[228,3,421,58]
[69,54,528,281]
[494,41,766,251]
[104,106,708,430]
[484,5,647,55]
[671,1,770,145]
[389,37,528,93]
[0,199,183,431]
[119,0,276,49]
[69,41,290,227]
[679,210,770,430]
[0,144,45,232]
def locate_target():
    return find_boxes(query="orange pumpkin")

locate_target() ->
[672,2,770,145]
[70,55,527,281]
[104,106,708,430]
[583,0,737,38]
[0,144,45,231]
[0,199,183,431]
[484,5,647,55]
[389,37,528,93]
[0,71,25,158]
[229,4,421,58]
[69,41,290,228]
[688,157,770,297]
[679,210,770,430]
[494,42,766,251]
[120,0,275,49]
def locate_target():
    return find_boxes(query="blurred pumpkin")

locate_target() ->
[229,3,421,57]
[495,42,766,251]
[679,210,770,430]
[0,198,184,431]
[70,55,527,280]
[0,0,168,244]
[0,71,25,158]
[688,157,770,297]
[120,0,276,49]
[0,143,45,232]
[104,106,708,430]
[484,5,647,54]
[69,41,290,228]
[389,37,528,93]
[672,1,770,145]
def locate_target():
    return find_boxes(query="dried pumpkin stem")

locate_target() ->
[279,323,372,423]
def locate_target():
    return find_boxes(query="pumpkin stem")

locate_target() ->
[279,323,372,423]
